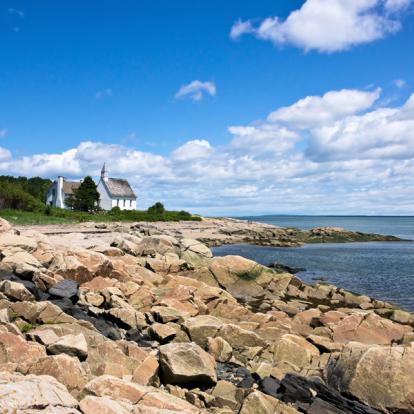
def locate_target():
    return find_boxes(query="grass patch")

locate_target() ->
[0,207,202,225]
[235,266,263,281]
[20,323,35,333]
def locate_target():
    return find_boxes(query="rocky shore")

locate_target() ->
[0,216,413,413]
[16,216,404,248]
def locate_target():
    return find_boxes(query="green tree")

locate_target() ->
[148,202,165,215]
[71,176,100,212]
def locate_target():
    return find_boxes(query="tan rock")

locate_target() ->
[207,336,233,363]
[149,323,176,343]
[159,342,217,386]
[83,375,149,403]
[48,248,113,284]
[79,396,133,414]
[0,331,46,364]
[27,354,88,396]
[0,217,12,233]
[138,390,200,413]
[212,380,242,410]
[272,334,319,369]
[27,328,60,346]
[332,312,411,345]
[327,342,414,413]
[239,390,299,414]
[48,333,88,359]
[151,305,186,323]
[218,324,266,349]
[132,354,159,386]
[0,280,35,302]
[0,371,78,411]
[183,315,224,347]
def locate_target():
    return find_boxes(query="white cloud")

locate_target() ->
[394,79,407,88]
[230,20,253,40]
[95,88,112,100]
[385,0,413,12]
[172,139,214,161]
[230,0,410,53]
[175,80,216,102]
[0,129,7,138]
[268,88,381,128]
[0,147,11,160]
[2,87,414,215]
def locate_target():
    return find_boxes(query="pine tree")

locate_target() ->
[72,176,100,212]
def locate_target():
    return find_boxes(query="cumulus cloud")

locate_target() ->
[2,87,414,214]
[175,80,216,101]
[230,0,411,53]
[268,89,381,128]
[172,140,214,161]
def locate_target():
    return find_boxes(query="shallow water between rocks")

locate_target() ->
[212,216,414,311]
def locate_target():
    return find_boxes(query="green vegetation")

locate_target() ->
[1,207,201,225]
[0,175,201,224]
[19,323,35,333]
[66,176,100,212]
[235,265,263,281]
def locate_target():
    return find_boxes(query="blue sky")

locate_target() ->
[1,0,414,215]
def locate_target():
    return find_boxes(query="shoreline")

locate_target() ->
[0,216,413,413]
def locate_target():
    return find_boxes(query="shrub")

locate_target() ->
[148,202,165,215]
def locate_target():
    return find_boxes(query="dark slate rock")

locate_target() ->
[237,376,255,389]
[279,373,382,414]
[268,262,305,274]
[259,376,280,399]
[127,329,154,347]
[48,280,79,303]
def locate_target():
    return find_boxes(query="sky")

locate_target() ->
[1,0,414,215]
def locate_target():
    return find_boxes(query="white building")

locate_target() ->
[45,164,137,211]
[45,177,81,209]
[97,164,137,210]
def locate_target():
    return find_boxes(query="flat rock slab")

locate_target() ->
[0,372,79,412]
[159,342,217,387]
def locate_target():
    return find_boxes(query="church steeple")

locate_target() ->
[101,163,109,182]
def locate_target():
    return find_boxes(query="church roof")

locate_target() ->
[62,180,81,194]
[104,178,137,199]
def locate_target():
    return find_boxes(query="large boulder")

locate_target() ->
[27,354,88,397]
[179,238,213,267]
[183,315,224,347]
[332,312,411,345]
[326,342,414,413]
[272,334,319,370]
[0,371,79,412]
[0,280,35,302]
[47,333,88,360]
[48,248,113,284]
[0,331,46,364]
[159,342,217,387]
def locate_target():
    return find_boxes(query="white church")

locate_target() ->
[45,164,137,210]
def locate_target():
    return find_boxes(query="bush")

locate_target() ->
[0,182,43,212]
[148,202,165,215]
[110,206,121,215]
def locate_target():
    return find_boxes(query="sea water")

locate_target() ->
[212,216,414,311]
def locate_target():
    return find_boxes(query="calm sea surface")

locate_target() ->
[212,216,414,311]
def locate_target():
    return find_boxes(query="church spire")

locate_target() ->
[101,163,109,182]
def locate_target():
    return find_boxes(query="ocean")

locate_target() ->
[212,216,414,311]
